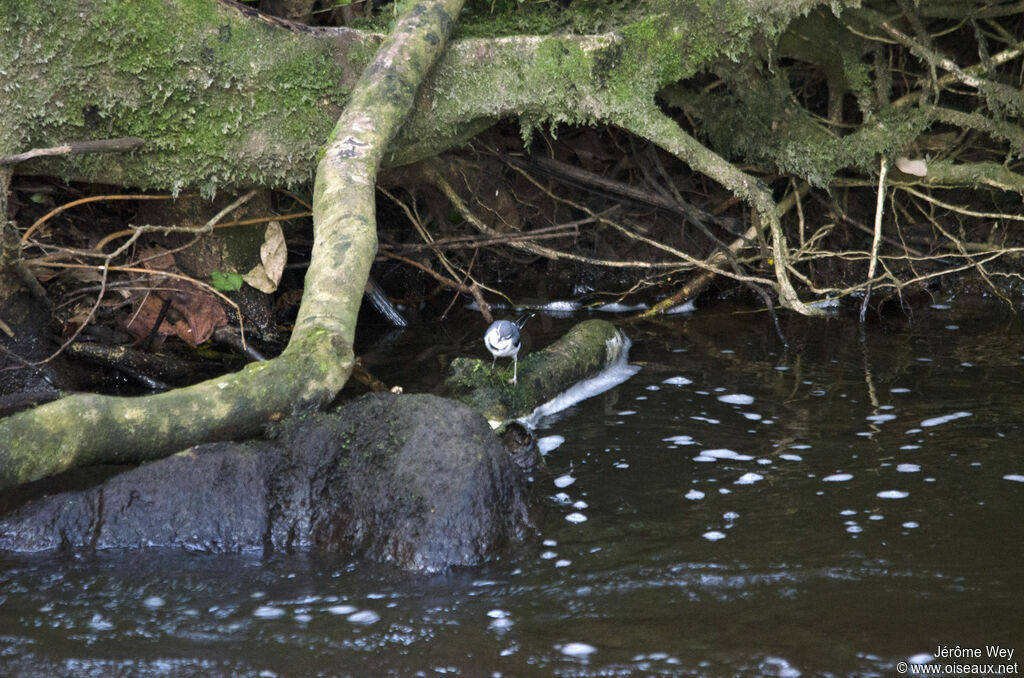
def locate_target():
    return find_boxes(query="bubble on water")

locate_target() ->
[566,512,588,523]
[537,435,565,454]
[702,530,727,541]
[573,500,589,510]
[555,559,571,568]
[718,394,754,405]
[903,521,920,529]
[488,609,509,619]
[540,551,557,560]
[698,449,754,462]
[822,473,853,482]
[867,414,897,424]
[846,524,862,534]
[908,653,934,664]
[553,492,571,504]
[613,461,630,469]
[294,613,312,623]
[1003,474,1024,483]
[543,539,557,546]
[759,655,802,678]
[779,453,803,462]
[347,610,380,624]
[663,435,697,446]
[840,509,856,516]
[143,596,165,609]
[253,606,286,619]
[891,387,911,393]
[757,458,773,465]
[723,511,740,520]
[618,410,636,416]
[735,472,763,485]
[560,642,597,658]
[327,604,357,615]
[897,464,920,473]
[692,416,721,424]
[920,411,972,427]
[88,613,114,631]
[554,474,575,488]
[741,412,762,421]
[662,376,693,386]
[877,490,909,499]
[900,445,921,450]
[685,489,705,500]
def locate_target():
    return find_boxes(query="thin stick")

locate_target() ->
[0,137,144,166]
[860,156,889,323]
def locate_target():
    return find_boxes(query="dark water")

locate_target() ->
[2,301,1023,677]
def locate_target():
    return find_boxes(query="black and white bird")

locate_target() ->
[483,313,534,385]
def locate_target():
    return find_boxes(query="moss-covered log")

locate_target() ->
[437,319,628,425]
[0,0,465,492]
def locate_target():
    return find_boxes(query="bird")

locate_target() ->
[483,312,534,385]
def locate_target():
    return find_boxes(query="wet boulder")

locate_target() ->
[0,393,534,573]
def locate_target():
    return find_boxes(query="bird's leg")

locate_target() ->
[491,356,497,369]
[510,355,518,385]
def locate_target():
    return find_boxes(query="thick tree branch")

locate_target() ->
[0,0,466,491]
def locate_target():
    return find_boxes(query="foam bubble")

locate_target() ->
[877,490,909,499]
[867,414,897,423]
[561,642,597,658]
[734,472,763,485]
[718,393,754,405]
[702,530,727,541]
[662,376,693,386]
[566,512,588,523]
[663,434,697,446]
[897,464,920,473]
[822,473,853,482]
[554,474,576,489]
[253,606,286,619]
[699,449,755,461]
[685,489,705,500]
[537,435,565,454]
[1003,474,1024,483]
[327,604,357,615]
[347,610,380,624]
[920,411,972,427]
[779,453,803,462]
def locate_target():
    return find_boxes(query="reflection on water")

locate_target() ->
[2,301,1023,677]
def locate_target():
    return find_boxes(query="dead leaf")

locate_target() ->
[244,221,287,294]
[895,157,928,177]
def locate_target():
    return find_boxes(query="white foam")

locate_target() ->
[699,448,754,461]
[903,521,919,529]
[521,333,640,427]
[560,642,597,658]
[735,472,763,485]
[741,412,762,421]
[691,416,720,424]
[685,489,705,500]
[663,434,697,446]
[665,300,696,314]
[867,414,897,423]
[253,606,286,619]
[897,464,920,473]
[565,512,588,523]
[920,411,972,427]
[1003,474,1024,483]
[487,609,510,619]
[702,530,727,541]
[908,653,933,664]
[596,302,647,312]
[88,613,114,631]
[573,500,589,510]
[554,474,576,488]
[541,300,581,313]
[718,393,754,405]
[143,596,165,609]
[662,376,693,386]
[823,473,853,482]
[877,490,909,499]
[537,435,565,454]
[347,610,380,624]
[891,387,911,393]
[327,604,357,615]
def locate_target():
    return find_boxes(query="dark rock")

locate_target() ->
[0,393,533,573]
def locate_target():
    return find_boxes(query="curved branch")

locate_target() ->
[0,0,466,491]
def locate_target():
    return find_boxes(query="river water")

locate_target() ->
[1,300,1022,676]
